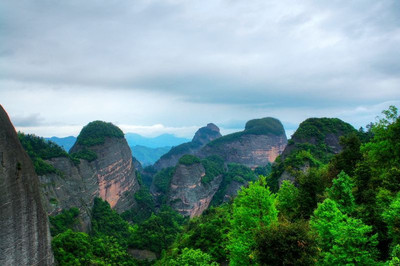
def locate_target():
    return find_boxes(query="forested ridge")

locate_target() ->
[34,106,400,264]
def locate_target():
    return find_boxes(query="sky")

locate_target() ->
[1,0,399,139]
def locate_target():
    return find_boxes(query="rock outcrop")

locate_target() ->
[70,137,139,212]
[38,121,140,231]
[198,117,287,168]
[0,105,54,265]
[167,162,223,218]
[153,123,221,170]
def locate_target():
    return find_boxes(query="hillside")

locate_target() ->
[268,117,357,191]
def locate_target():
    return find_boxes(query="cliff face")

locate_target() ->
[167,163,223,218]
[0,105,54,265]
[153,123,221,171]
[71,137,139,212]
[199,118,287,168]
[39,123,140,231]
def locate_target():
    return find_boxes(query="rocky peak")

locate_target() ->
[69,121,139,212]
[198,117,287,168]
[192,123,221,146]
[33,120,140,232]
[153,123,222,171]
[0,105,53,265]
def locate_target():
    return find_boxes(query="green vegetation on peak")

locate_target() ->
[267,118,357,191]
[179,154,201,165]
[245,117,285,136]
[207,117,285,148]
[292,117,355,143]
[76,120,124,147]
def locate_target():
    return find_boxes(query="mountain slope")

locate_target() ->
[269,117,357,190]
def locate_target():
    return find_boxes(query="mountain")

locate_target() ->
[46,136,77,152]
[20,120,141,231]
[151,154,262,217]
[198,117,287,168]
[269,117,357,190]
[130,145,171,166]
[0,105,53,265]
[153,123,222,170]
[125,133,189,148]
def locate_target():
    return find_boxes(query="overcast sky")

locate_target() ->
[1,0,399,138]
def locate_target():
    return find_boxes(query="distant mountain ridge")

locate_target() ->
[125,133,189,148]
[131,145,171,166]
[46,136,77,152]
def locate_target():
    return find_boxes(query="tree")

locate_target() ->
[383,192,400,247]
[326,171,355,214]
[228,176,278,265]
[311,199,378,265]
[254,220,319,265]
[52,229,93,265]
[169,248,218,266]
[387,245,400,266]
[276,180,299,220]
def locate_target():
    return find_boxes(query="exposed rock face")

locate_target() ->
[71,137,139,212]
[39,157,94,232]
[192,123,221,146]
[39,126,140,231]
[153,123,221,171]
[167,163,223,218]
[199,118,287,168]
[0,105,54,265]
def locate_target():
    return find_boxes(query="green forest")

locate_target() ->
[30,106,400,265]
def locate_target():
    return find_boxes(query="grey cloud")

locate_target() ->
[0,0,399,137]
[12,113,44,127]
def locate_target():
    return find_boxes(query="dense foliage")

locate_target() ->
[129,206,186,255]
[293,117,355,142]
[70,148,98,163]
[178,154,201,165]
[122,176,155,224]
[200,155,225,184]
[211,163,258,206]
[244,117,286,136]
[152,167,175,203]
[76,120,124,147]
[18,132,68,175]
[49,207,80,236]
[228,176,278,265]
